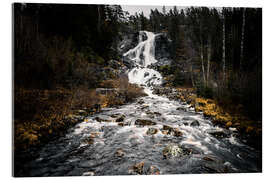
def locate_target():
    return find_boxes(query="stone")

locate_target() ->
[163,125,174,131]
[129,162,144,175]
[177,107,186,111]
[138,99,145,104]
[154,112,162,116]
[82,137,94,145]
[89,132,100,138]
[95,115,114,122]
[190,120,200,127]
[203,156,215,161]
[209,131,229,139]
[118,122,124,126]
[147,165,160,175]
[135,119,157,126]
[172,128,183,137]
[144,72,150,77]
[146,128,158,135]
[162,144,187,159]
[162,125,183,137]
[76,110,88,116]
[226,121,232,128]
[141,105,149,110]
[115,148,125,157]
[110,113,121,118]
[116,115,125,122]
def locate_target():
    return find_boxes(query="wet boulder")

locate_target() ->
[82,137,94,145]
[115,148,125,157]
[135,119,157,126]
[162,125,183,137]
[147,165,161,175]
[89,132,100,138]
[137,99,145,104]
[163,125,174,131]
[95,115,114,123]
[144,72,150,77]
[140,105,149,110]
[154,112,162,116]
[173,128,183,137]
[190,120,200,127]
[183,122,189,126]
[118,122,130,126]
[208,131,230,139]
[110,113,121,118]
[146,128,158,135]
[129,162,145,175]
[115,114,125,122]
[75,110,88,116]
[162,144,188,159]
[177,107,186,111]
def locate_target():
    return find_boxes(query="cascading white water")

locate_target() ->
[124,31,162,88]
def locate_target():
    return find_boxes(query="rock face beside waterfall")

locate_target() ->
[119,31,172,69]
[154,33,172,66]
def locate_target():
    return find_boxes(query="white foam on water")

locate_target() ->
[228,136,243,146]
[124,31,163,90]
[181,138,211,154]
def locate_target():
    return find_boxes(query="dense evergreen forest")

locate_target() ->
[13,3,262,167]
[127,6,262,120]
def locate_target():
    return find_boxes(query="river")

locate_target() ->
[15,31,261,176]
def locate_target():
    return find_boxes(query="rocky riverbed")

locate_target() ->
[14,89,261,176]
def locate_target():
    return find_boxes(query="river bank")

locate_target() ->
[14,78,146,152]
[14,87,262,176]
[152,86,262,150]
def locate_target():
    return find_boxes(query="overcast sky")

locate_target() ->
[121,5,185,17]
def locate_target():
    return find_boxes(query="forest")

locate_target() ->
[13,3,262,176]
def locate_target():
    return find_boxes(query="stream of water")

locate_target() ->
[17,31,261,176]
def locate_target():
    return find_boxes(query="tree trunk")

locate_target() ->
[97,5,102,34]
[200,23,206,85]
[190,65,195,87]
[200,43,206,85]
[240,8,246,71]
[222,13,226,82]
[207,37,211,86]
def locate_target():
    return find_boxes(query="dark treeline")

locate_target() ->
[14,3,126,89]
[14,4,262,120]
[127,6,262,120]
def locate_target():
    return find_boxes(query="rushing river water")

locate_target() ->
[16,31,261,176]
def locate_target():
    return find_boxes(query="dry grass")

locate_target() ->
[14,87,101,151]
[176,87,261,138]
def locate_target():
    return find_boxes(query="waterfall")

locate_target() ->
[124,31,162,88]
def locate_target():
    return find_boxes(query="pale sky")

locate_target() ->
[121,5,185,17]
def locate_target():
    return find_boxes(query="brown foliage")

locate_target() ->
[14,87,101,151]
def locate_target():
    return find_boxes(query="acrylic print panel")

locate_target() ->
[13,2,262,177]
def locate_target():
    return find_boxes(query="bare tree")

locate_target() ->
[240,8,246,71]
[200,22,206,85]
[222,9,226,81]
[207,36,211,86]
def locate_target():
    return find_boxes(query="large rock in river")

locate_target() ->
[162,144,189,159]
[135,119,157,126]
